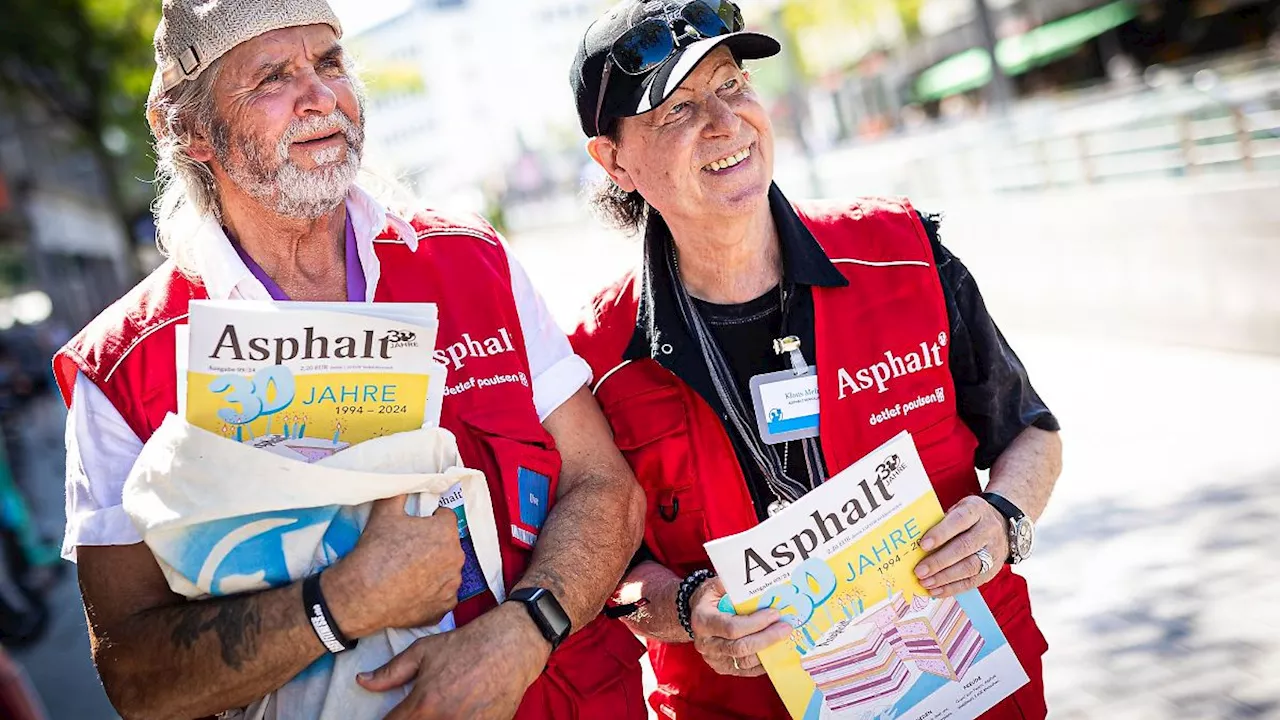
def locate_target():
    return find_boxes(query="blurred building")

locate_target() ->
[351,0,602,214]
[911,0,1278,102]
[800,0,1280,144]
[347,0,1279,219]
[0,92,131,337]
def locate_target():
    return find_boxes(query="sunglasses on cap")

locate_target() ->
[593,0,746,136]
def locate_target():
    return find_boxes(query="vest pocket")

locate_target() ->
[648,496,712,574]
[457,411,562,553]
[601,387,712,572]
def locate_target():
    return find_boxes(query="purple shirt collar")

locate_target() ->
[232,213,365,302]
[344,213,367,302]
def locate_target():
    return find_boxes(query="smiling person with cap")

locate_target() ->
[51,1,649,718]
[568,1,1063,718]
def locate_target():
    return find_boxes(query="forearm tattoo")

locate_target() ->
[169,597,264,670]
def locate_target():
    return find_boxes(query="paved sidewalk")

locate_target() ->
[1012,338,1280,720]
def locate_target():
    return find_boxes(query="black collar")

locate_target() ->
[623,183,847,364]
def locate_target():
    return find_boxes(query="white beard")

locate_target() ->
[219,109,365,220]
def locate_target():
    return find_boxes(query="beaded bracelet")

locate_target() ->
[676,569,716,639]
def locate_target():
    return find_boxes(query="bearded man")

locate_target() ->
[52,2,647,718]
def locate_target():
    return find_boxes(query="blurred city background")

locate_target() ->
[0,0,1278,717]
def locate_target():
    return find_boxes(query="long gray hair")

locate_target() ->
[146,58,225,274]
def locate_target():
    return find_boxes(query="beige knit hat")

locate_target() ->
[150,0,343,100]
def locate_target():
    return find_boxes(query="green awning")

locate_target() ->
[914,47,992,102]
[914,0,1139,102]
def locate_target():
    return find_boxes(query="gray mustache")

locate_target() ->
[279,111,363,156]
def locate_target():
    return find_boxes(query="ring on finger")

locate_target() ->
[975,547,994,575]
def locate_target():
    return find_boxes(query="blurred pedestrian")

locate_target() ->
[0,338,61,599]
[50,1,645,718]
[0,645,47,720]
[567,1,1062,718]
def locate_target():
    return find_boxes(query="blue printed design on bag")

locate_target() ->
[160,506,361,597]
[321,506,362,560]
[517,467,550,530]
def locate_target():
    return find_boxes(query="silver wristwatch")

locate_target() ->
[980,492,1034,564]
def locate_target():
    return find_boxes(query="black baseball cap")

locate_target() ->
[570,0,781,137]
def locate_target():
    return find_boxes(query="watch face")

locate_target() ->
[534,590,572,640]
[1014,518,1034,559]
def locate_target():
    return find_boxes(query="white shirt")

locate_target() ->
[62,186,590,561]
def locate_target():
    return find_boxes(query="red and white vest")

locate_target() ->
[571,199,1048,720]
[54,209,645,720]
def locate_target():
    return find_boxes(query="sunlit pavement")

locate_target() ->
[8,220,1279,719]
[1009,336,1280,720]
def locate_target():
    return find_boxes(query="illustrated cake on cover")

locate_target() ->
[800,595,915,717]
[246,433,352,463]
[799,592,986,718]
[896,594,985,682]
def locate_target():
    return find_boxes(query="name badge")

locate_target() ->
[750,366,820,444]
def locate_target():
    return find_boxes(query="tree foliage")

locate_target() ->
[776,0,927,77]
[0,0,159,212]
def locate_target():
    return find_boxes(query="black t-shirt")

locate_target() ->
[624,184,1060,528]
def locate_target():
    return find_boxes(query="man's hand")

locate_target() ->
[325,496,465,637]
[913,495,1007,597]
[355,602,549,719]
[689,577,791,677]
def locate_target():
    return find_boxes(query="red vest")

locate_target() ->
[571,199,1047,720]
[54,209,645,719]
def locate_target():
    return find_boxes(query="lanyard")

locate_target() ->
[665,240,827,514]
[774,283,829,508]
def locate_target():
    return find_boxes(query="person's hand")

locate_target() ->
[355,601,549,719]
[913,495,1008,598]
[689,577,792,677]
[325,495,465,637]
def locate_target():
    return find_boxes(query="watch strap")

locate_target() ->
[509,587,570,651]
[981,492,1030,565]
[980,492,1025,522]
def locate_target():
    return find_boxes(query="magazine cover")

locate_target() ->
[182,300,489,599]
[704,431,1028,720]
[185,300,446,461]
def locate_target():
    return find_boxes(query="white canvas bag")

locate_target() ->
[122,413,504,719]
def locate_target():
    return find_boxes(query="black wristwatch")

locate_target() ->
[980,492,1034,565]
[507,587,571,651]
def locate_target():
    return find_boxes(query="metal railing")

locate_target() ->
[789,50,1280,200]
[983,102,1280,192]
